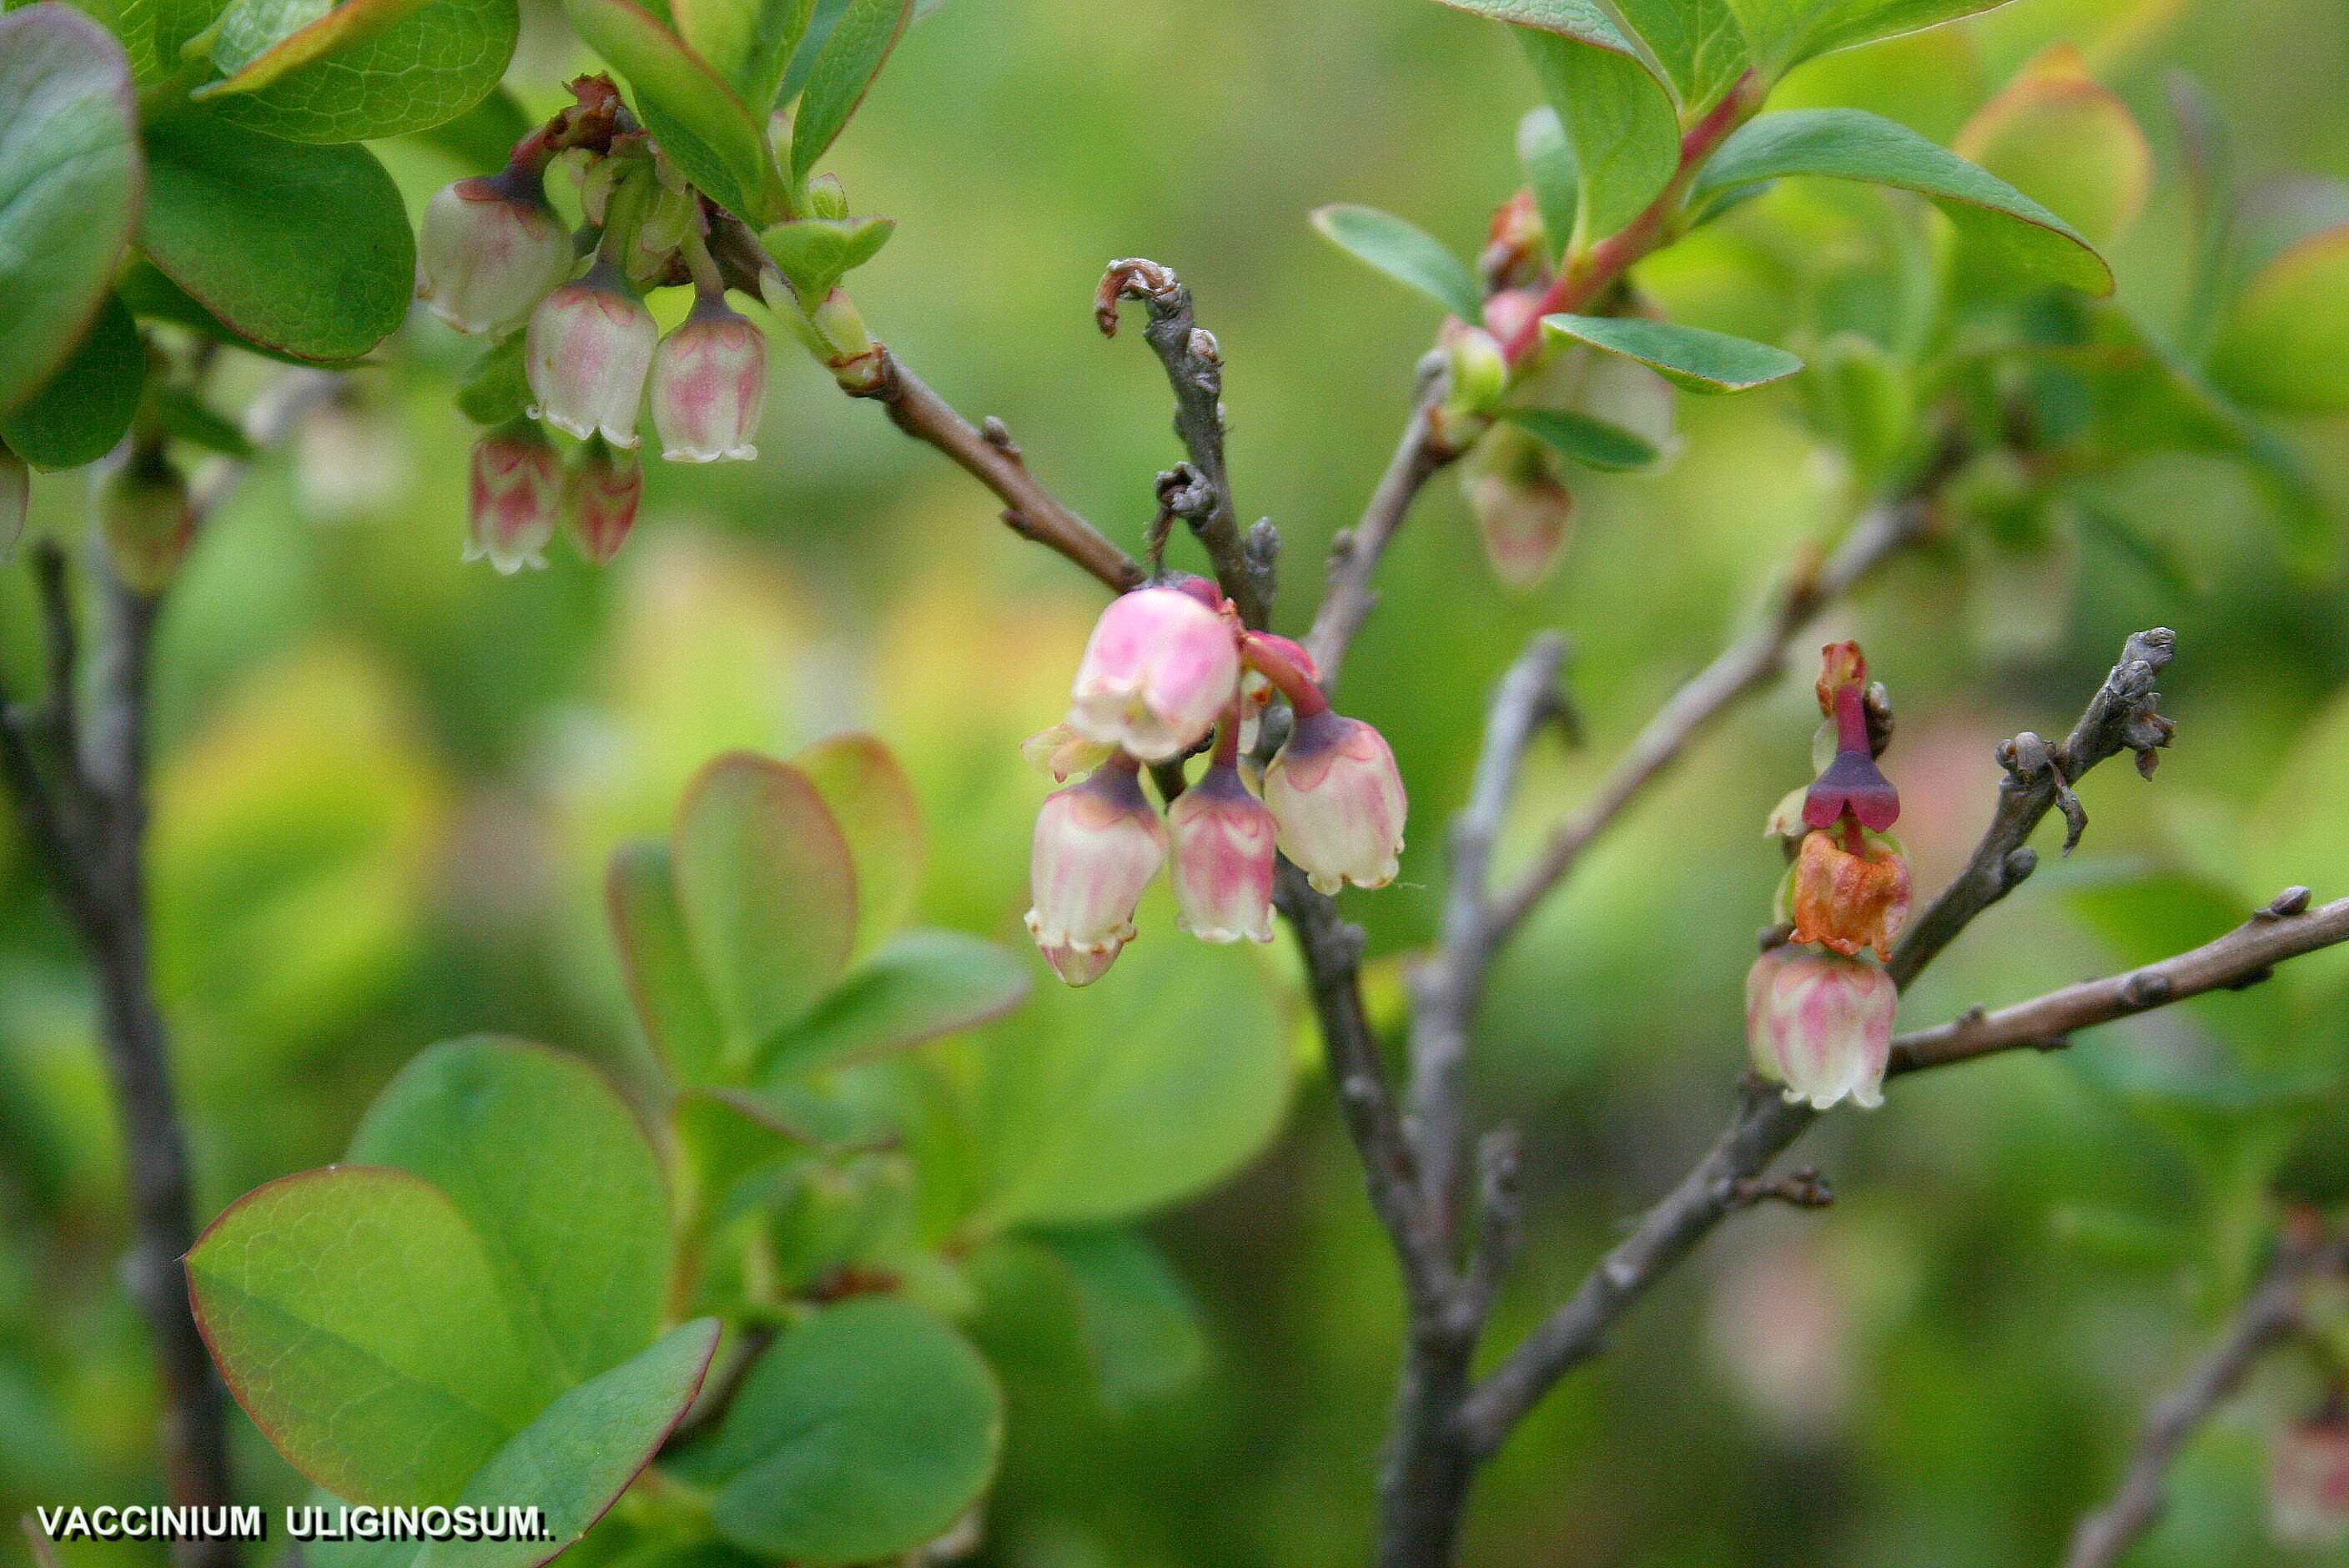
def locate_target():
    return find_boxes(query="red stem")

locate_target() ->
[1498,73,1762,364]
[1241,632,1330,718]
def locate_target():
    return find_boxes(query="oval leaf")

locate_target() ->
[196,0,521,144]
[698,1299,1003,1566]
[1,294,145,472]
[138,112,414,360]
[762,929,1030,1079]
[1952,45,2152,249]
[187,1168,548,1505]
[1035,1229,1207,1410]
[1499,406,1662,471]
[566,0,782,224]
[975,936,1290,1227]
[1309,204,1481,322]
[1541,313,1802,393]
[795,732,922,958]
[787,0,908,182]
[609,839,729,1085]
[0,5,142,419]
[1724,0,2010,78]
[1693,108,2113,296]
[412,1320,721,1568]
[1515,21,1677,242]
[672,752,859,1062]
[2210,226,2349,415]
[348,1037,672,1386]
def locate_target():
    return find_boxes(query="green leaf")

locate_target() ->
[795,732,921,958]
[1612,0,1750,113]
[0,5,141,420]
[1950,46,2150,250]
[1541,313,1801,392]
[1308,204,1481,322]
[1035,1229,1207,1409]
[773,0,848,106]
[1693,108,2113,296]
[672,752,859,1060]
[696,1299,1002,1565]
[1515,108,1576,264]
[1498,406,1662,471]
[0,294,143,471]
[762,930,1029,1078]
[674,0,812,116]
[1491,7,1676,244]
[194,0,519,143]
[138,113,414,361]
[186,1167,550,1504]
[455,332,531,426]
[2209,225,2349,415]
[1722,0,2011,78]
[757,214,894,299]
[348,1038,672,1386]
[117,258,370,368]
[609,839,728,1085]
[409,83,532,167]
[114,0,234,85]
[152,384,257,458]
[412,1321,721,1568]
[566,0,782,223]
[786,0,907,183]
[976,937,1290,1227]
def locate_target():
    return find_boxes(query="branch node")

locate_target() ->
[2002,846,2040,889]
[978,415,1021,459]
[2120,971,2174,1009]
[1723,1167,1837,1211]
[2261,886,2314,920]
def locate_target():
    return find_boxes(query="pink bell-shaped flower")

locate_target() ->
[1166,731,1276,944]
[650,292,767,462]
[1745,946,1895,1111]
[2271,1408,2349,1548]
[465,421,562,574]
[1039,934,1125,988]
[566,435,642,564]
[417,163,576,335]
[1026,755,1167,966]
[1263,704,1407,896]
[525,258,658,448]
[1067,585,1240,761]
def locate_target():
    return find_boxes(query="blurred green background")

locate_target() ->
[8,0,2349,1561]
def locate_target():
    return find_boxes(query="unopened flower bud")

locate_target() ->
[566,435,641,564]
[465,420,562,574]
[807,173,850,221]
[1026,756,1166,964]
[1481,288,1543,350]
[97,449,193,594]
[650,294,767,462]
[417,166,576,336]
[1745,946,1894,1111]
[1465,466,1573,590]
[1264,706,1406,895]
[1788,826,1910,960]
[1167,754,1277,943]
[1,442,26,559]
[1067,586,1241,761]
[2271,1408,2349,1548]
[1441,319,1508,416]
[525,259,658,447]
[811,289,872,364]
[1480,188,1547,292]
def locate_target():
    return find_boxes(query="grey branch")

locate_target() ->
[1304,381,1454,686]
[1096,259,1270,626]
[2065,1232,2349,1568]
[1458,629,2231,1458]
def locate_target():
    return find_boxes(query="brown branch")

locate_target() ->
[852,349,1144,594]
[2065,1232,2349,1568]
[1451,628,2206,1458]
[1096,259,1271,626]
[1305,387,1455,686]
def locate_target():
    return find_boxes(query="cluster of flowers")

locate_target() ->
[417,138,768,573]
[1744,642,1913,1111]
[1021,581,1406,986]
